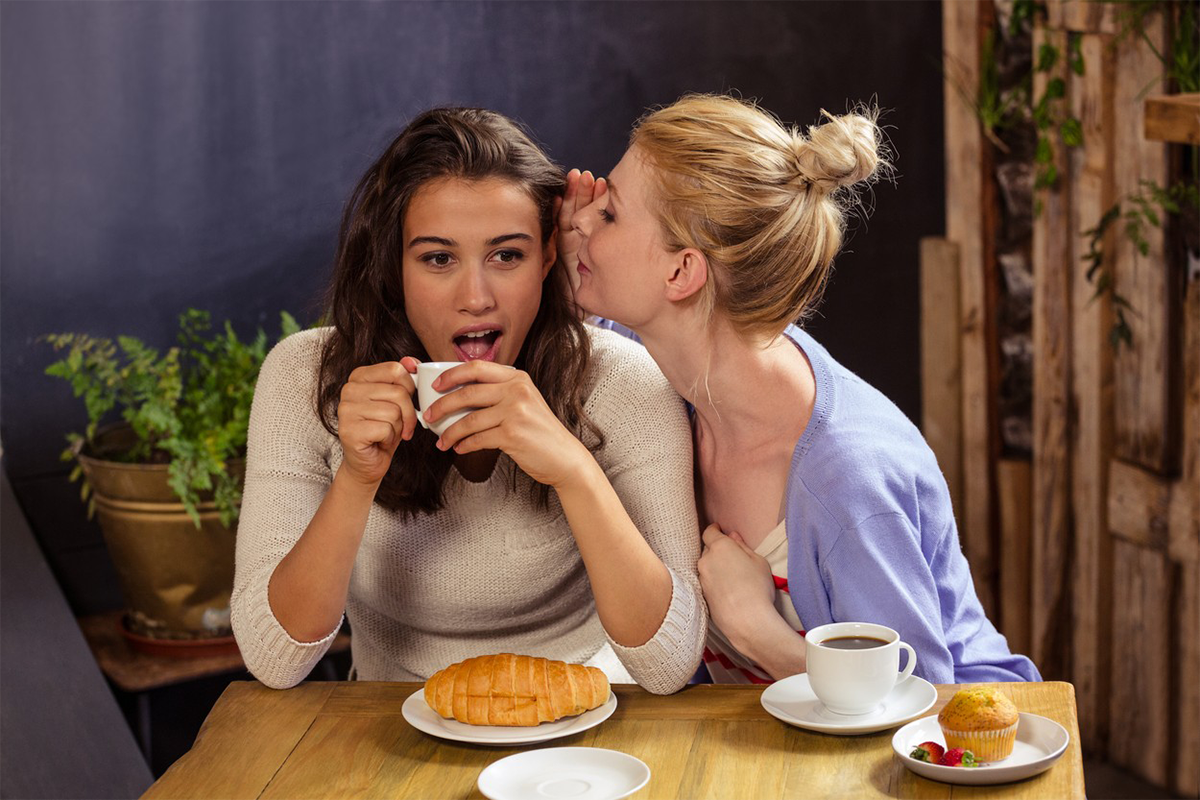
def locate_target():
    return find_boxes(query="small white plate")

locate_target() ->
[891,712,1070,785]
[760,673,938,735]
[401,690,618,746]
[478,747,650,800]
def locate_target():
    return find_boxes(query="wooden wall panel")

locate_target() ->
[1067,32,1114,754]
[1112,15,1177,474]
[1045,0,1118,34]
[996,459,1031,656]
[920,237,963,526]
[943,0,998,617]
[1109,539,1172,788]
[1176,560,1200,798]
[1030,25,1073,681]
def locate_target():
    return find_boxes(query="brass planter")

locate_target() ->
[78,425,240,641]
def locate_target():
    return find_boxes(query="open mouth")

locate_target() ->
[577,258,591,276]
[452,328,502,362]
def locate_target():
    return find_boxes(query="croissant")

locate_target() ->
[423,653,610,726]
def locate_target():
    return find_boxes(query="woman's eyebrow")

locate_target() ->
[487,233,534,245]
[607,180,620,205]
[408,235,455,248]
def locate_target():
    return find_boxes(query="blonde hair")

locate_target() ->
[630,93,888,340]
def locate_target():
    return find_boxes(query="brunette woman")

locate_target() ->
[231,108,705,692]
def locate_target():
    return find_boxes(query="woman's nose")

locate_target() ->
[457,267,496,314]
[574,198,595,237]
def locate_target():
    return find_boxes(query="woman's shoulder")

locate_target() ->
[583,324,671,395]
[256,326,332,396]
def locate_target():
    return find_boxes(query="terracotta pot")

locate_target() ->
[77,424,242,643]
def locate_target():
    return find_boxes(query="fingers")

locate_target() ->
[559,169,580,228]
[701,523,726,547]
[348,361,418,387]
[727,530,747,545]
[432,360,519,391]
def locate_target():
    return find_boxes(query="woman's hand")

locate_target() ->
[335,358,420,487]
[556,169,606,292]
[423,360,591,489]
[698,524,778,640]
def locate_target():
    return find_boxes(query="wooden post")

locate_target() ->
[1030,24,1073,682]
[920,237,963,527]
[1068,31,1114,754]
[1109,539,1173,788]
[1112,14,1177,475]
[996,459,1032,656]
[943,0,1000,618]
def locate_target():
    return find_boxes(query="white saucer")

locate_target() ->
[478,747,650,800]
[760,673,938,735]
[401,690,618,746]
[891,712,1069,785]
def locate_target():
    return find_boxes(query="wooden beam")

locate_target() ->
[1113,15,1178,475]
[1109,539,1173,789]
[1143,94,1200,145]
[943,0,999,617]
[1031,25,1074,681]
[996,459,1032,657]
[920,237,963,527]
[1109,459,1172,550]
[1044,0,1119,34]
[1175,560,1200,798]
[1068,31,1115,755]
[1178,278,1200,566]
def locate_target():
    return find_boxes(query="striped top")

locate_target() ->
[702,520,806,684]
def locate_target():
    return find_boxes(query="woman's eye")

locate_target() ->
[422,253,453,268]
[494,249,525,265]
[599,207,615,223]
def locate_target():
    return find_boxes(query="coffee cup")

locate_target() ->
[414,362,478,438]
[804,622,917,716]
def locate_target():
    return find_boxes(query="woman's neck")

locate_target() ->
[637,313,815,454]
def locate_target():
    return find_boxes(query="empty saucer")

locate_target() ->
[478,747,650,800]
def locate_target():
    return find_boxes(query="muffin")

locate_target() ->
[937,686,1019,762]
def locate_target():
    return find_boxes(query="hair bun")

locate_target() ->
[790,110,881,194]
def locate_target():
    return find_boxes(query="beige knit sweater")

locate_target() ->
[230,326,706,694]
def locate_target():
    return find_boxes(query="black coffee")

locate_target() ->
[818,635,889,650]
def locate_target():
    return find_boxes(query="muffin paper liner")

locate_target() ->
[939,720,1019,762]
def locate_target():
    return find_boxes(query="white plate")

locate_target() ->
[760,673,938,735]
[891,712,1070,785]
[401,689,618,746]
[478,747,650,800]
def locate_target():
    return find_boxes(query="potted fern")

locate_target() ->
[44,309,298,652]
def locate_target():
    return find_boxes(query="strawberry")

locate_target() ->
[939,747,980,767]
[909,741,945,763]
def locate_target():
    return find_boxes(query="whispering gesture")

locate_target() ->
[557,168,607,292]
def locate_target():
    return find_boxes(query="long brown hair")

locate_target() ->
[317,107,597,516]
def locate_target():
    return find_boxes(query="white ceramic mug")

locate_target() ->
[414,362,478,438]
[804,622,917,716]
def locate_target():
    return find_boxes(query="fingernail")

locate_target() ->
[435,438,445,451]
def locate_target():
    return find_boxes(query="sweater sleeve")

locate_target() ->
[820,513,1040,684]
[584,331,707,694]
[230,330,343,690]
[820,512,956,683]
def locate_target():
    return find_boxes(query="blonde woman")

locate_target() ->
[559,94,1038,684]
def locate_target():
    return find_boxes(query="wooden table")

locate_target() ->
[143,681,1084,799]
[79,611,350,761]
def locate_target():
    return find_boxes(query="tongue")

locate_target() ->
[458,334,494,360]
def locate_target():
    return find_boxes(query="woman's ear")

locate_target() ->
[664,248,708,302]
[541,230,558,280]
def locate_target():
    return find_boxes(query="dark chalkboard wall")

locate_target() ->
[1,1,943,614]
